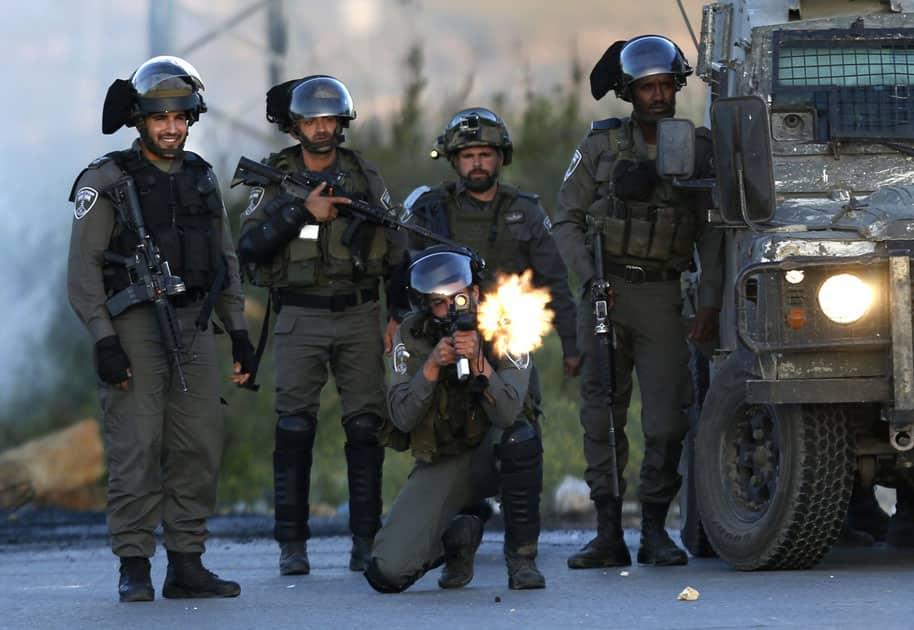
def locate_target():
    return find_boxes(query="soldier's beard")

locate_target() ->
[298,129,346,154]
[139,125,186,160]
[461,166,500,193]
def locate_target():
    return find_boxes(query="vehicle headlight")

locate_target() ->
[817,273,873,324]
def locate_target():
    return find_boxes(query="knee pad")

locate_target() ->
[276,413,317,452]
[344,413,382,446]
[497,420,543,491]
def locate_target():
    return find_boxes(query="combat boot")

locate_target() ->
[505,543,546,590]
[888,483,914,548]
[438,515,484,589]
[349,536,374,572]
[118,557,154,603]
[279,541,310,575]
[848,478,889,542]
[637,502,688,566]
[162,551,241,599]
[567,497,631,569]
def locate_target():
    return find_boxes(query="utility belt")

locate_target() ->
[603,262,681,284]
[273,287,379,312]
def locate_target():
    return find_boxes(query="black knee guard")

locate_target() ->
[496,420,543,548]
[344,414,384,538]
[274,414,317,542]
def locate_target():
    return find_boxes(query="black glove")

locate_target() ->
[612,159,660,202]
[229,329,257,375]
[95,335,131,385]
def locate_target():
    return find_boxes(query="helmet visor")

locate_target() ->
[289,76,356,120]
[132,56,204,96]
[409,251,474,296]
[620,36,684,83]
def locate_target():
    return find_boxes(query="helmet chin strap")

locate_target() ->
[138,123,186,160]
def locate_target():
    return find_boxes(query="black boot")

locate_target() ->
[162,551,241,599]
[848,478,889,542]
[349,536,374,572]
[637,502,688,566]
[567,497,631,569]
[118,557,154,603]
[835,515,875,547]
[505,543,546,590]
[279,541,310,576]
[438,515,484,589]
[888,483,914,548]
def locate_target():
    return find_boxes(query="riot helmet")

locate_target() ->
[102,55,206,136]
[407,245,484,313]
[432,108,513,166]
[616,35,692,101]
[266,75,355,152]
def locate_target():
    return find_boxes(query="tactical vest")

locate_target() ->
[105,149,223,294]
[382,312,537,463]
[417,183,530,291]
[251,146,388,289]
[587,121,697,270]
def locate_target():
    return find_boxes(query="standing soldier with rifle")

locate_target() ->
[67,56,255,602]
[236,75,405,576]
[552,36,722,569]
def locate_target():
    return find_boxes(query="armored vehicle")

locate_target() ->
[673,0,914,569]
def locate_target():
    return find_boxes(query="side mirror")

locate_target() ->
[710,96,776,224]
[656,118,695,179]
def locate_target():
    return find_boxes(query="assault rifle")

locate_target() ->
[590,222,620,499]
[103,176,189,392]
[231,156,473,258]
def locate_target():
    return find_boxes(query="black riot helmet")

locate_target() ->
[432,108,513,166]
[407,245,485,312]
[102,55,206,135]
[266,75,356,152]
[616,35,692,102]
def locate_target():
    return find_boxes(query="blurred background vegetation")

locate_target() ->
[1,43,659,516]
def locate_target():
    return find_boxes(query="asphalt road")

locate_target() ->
[2,527,912,630]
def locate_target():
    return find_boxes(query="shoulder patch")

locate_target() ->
[543,215,553,234]
[379,188,392,210]
[74,187,99,220]
[393,343,410,375]
[243,187,265,216]
[590,117,622,131]
[506,350,531,370]
[563,149,582,183]
[504,210,525,224]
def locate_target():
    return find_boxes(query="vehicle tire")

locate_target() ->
[680,342,716,558]
[695,353,854,570]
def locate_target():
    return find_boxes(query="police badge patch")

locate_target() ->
[243,187,265,216]
[380,188,392,209]
[543,216,553,234]
[393,343,411,375]
[506,350,531,370]
[563,149,582,183]
[74,187,99,220]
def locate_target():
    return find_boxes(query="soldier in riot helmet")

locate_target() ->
[553,35,723,568]
[67,56,255,602]
[365,246,546,592]
[393,107,577,586]
[237,75,405,575]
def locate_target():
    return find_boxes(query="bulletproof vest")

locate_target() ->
[251,145,388,289]
[418,184,528,292]
[105,149,223,294]
[588,121,697,269]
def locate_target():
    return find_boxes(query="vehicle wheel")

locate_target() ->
[695,354,854,570]
[680,343,716,558]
